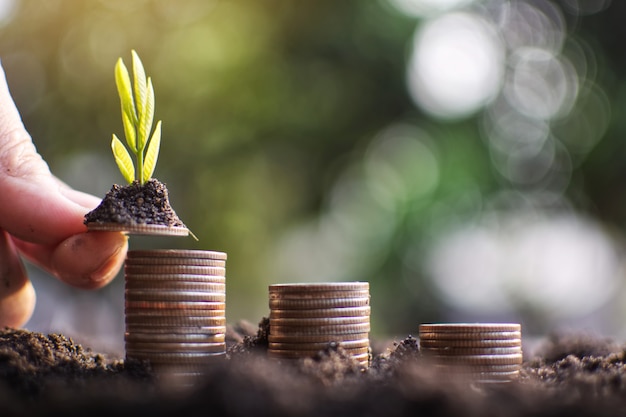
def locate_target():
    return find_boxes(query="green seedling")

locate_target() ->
[112,50,161,185]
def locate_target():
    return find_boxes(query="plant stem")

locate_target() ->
[136,151,143,185]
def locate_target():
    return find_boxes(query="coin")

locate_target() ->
[269,297,370,310]
[269,290,370,300]
[128,249,227,260]
[269,317,370,327]
[268,338,370,351]
[125,274,226,283]
[125,265,226,276]
[419,323,521,333]
[126,351,226,364]
[419,338,522,348]
[267,346,370,358]
[125,301,226,310]
[267,332,370,344]
[125,281,226,292]
[418,331,521,341]
[126,257,226,267]
[269,323,370,336]
[126,342,226,353]
[125,316,226,327]
[125,309,226,318]
[87,222,190,236]
[124,325,226,335]
[269,307,371,319]
[428,354,523,365]
[269,282,369,292]
[125,333,226,343]
[125,291,226,302]
[420,346,522,356]
[432,363,521,373]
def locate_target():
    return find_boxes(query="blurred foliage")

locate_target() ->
[1,0,625,336]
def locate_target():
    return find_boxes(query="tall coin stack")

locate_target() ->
[268,282,371,367]
[418,323,522,383]
[124,249,227,381]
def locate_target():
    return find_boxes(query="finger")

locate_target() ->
[0,230,36,328]
[13,231,128,290]
[0,64,92,245]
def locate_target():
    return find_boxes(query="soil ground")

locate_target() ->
[1,321,625,417]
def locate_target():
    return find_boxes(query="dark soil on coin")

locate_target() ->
[83,179,186,228]
[2,323,626,416]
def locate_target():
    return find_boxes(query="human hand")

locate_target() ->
[0,63,128,328]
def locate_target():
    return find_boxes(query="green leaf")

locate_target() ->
[142,120,161,183]
[138,77,155,152]
[131,50,147,127]
[111,134,135,184]
[121,105,137,153]
[114,58,137,128]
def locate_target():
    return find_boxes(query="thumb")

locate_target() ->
[0,229,35,328]
[0,63,99,245]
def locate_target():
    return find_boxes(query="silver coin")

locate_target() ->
[125,281,226,292]
[124,325,226,335]
[267,346,370,358]
[128,249,227,260]
[419,338,522,348]
[126,341,226,353]
[267,332,370,343]
[125,290,226,302]
[420,346,523,356]
[125,301,226,310]
[269,297,370,310]
[87,222,189,236]
[419,323,521,333]
[268,338,370,351]
[126,258,226,267]
[269,317,370,327]
[418,331,521,341]
[126,274,226,283]
[269,323,370,336]
[428,354,523,365]
[270,307,371,319]
[125,333,226,343]
[125,316,226,327]
[126,351,226,364]
[125,265,226,276]
[125,309,226,318]
[269,282,369,293]
[269,290,370,300]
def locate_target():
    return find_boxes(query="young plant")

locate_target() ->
[112,50,161,185]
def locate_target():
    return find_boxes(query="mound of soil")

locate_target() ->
[83,179,186,227]
[1,323,626,417]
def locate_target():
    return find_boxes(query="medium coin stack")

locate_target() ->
[268,282,371,367]
[419,323,522,383]
[124,249,227,380]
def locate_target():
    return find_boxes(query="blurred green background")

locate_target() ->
[2,0,626,351]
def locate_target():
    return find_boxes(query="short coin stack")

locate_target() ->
[418,323,522,383]
[268,282,371,367]
[124,249,227,381]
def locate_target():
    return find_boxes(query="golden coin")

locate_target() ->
[269,297,370,310]
[125,301,226,310]
[125,290,226,302]
[419,323,521,333]
[269,282,369,293]
[420,346,522,356]
[125,316,226,327]
[418,331,521,341]
[267,346,370,358]
[429,354,523,366]
[125,265,226,276]
[87,222,189,236]
[270,307,370,319]
[125,274,225,283]
[125,333,225,343]
[269,323,370,336]
[126,257,226,267]
[269,290,369,300]
[128,249,227,260]
[268,338,370,351]
[269,317,370,327]
[267,332,370,344]
[126,341,226,353]
[125,281,225,292]
[419,338,521,348]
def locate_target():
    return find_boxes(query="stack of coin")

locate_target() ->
[268,282,371,367]
[124,249,227,381]
[418,323,522,383]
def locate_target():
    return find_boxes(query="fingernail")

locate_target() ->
[89,237,127,284]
